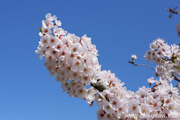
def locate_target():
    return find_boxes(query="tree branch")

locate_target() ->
[172,73,180,82]
[128,61,180,83]
[128,61,155,70]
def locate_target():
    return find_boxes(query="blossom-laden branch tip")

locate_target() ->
[36,13,180,120]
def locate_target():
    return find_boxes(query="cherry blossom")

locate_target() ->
[36,13,180,120]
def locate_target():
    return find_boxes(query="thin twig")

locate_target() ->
[133,63,155,70]
[128,61,155,70]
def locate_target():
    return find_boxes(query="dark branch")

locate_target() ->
[172,73,180,82]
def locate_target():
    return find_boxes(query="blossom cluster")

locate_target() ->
[36,13,102,102]
[97,77,180,120]
[36,13,180,119]
[144,38,180,81]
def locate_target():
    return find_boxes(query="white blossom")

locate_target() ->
[36,13,180,120]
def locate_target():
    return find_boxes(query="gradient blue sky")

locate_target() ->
[0,0,180,120]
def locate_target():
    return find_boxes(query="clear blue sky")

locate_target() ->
[0,0,180,120]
